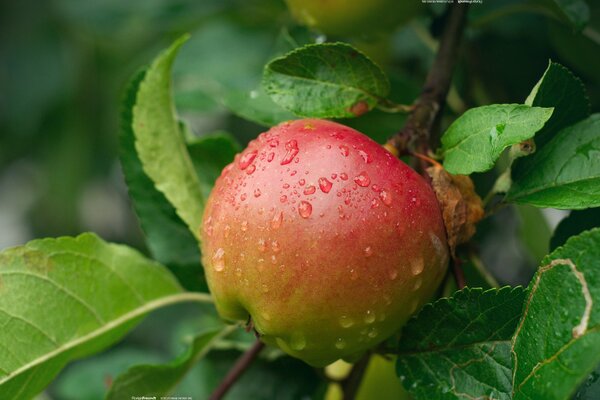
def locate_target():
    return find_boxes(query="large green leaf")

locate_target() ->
[524,61,590,148]
[550,208,600,250]
[106,328,230,399]
[263,42,390,118]
[121,70,205,291]
[0,233,212,399]
[549,0,591,30]
[441,104,553,175]
[396,287,526,400]
[512,228,600,400]
[132,35,205,237]
[506,114,600,209]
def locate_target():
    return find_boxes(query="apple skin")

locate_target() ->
[201,119,448,367]
[285,0,424,37]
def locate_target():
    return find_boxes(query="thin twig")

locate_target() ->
[341,354,371,400]
[209,339,265,400]
[386,4,469,164]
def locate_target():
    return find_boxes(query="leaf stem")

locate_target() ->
[209,339,266,400]
[386,4,469,163]
[341,354,371,400]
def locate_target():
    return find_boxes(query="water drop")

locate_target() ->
[370,198,379,209]
[240,221,248,231]
[339,145,350,156]
[339,316,354,328]
[262,284,269,293]
[335,338,347,349]
[290,333,306,351]
[299,179,305,186]
[267,152,275,162]
[367,327,378,338]
[212,248,225,271]
[262,311,271,321]
[271,240,280,253]
[303,185,316,195]
[388,268,398,280]
[257,239,267,252]
[331,173,338,180]
[238,150,257,170]
[413,277,423,290]
[371,184,380,192]
[271,211,283,229]
[245,164,256,175]
[280,195,288,203]
[269,137,279,147]
[254,188,261,198]
[379,189,392,206]
[283,183,290,189]
[340,173,348,181]
[354,171,370,187]
[364,246,373,257]
[344,197,351,205]
[290,170,297,176]
[349,268,358,280]
[319,177,333,193]
[358,150,372,163]
[364,310,376,324]
[298,201,313,218]
[240,193,247,201]
[410,258,424,275]
[281,139,299,165]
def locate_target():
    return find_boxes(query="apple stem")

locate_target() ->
[208,339,266,400]
[341,353,371,400]
[453,256,467,290]
[386,3,469,168]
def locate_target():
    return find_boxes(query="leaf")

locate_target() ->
[550,208,600,250]
[187,133,241,200]
[0,233,212,399]
[506,114,600,209]
[511,228,600,400]
[549,0,591,30]
[132,35,205,237]
[106,328,230,399]
[441,104,554,175]
[396,287,526,400]
[263,42,390,118]
[524,61,590,148]
[573,363,600,400]
[173,19,296,126]
[121,70,205,291]
[516,205,551,264]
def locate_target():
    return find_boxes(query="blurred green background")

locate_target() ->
[1,0,599,398]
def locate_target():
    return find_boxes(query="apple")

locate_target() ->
[284,0,424,37]
[201,119,448,366]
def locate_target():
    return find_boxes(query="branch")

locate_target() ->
[386,4,469,160]
[341,354,371,400]
[209,339,265,400]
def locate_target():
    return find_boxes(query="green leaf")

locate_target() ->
[0,233,212,399]
[506,114,600,209]
[173,19,296,126]
[396,287,526,400]
[549,0,590,30]
[263,42,390,119]
[441,104,554,175]
[512,228,600,400]
[573,363,600,400]
[187,133,241,200]
[132,35,205,237]
[106,328,230,399]
[550,208,600,250]
[524,61,590,148]
[121,70,205,291]
[516,205,551,264]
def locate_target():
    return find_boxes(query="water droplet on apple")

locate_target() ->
[280,195,287,203]
[358,150,372,163]
[339,145,349,156]
[340,172,348,181]
[281,139,299,165]
[271,255,277,264]
[298,178,305,186]
[254,188,261,198]
[339,316,354,328]
[367,327,378,338]
[318,177,333,193]
[349,268,358,280]
[271,211,283,229]
[303,185,316,195]
[331,173,337,179]
[257,239,267,252]
[235,267,242,277]
[271,240,280,253]
[267,152,275,162]
[240,220,248,231]
[354,171,370,187]
[335,338,347,349]
[245,164,256,175]
[261,284,269,293]
[213,248,225,271]
[410,258,424,275]
[364,246,373,257]
[364,310,376,324]
[413,276,423,290]
[379,189,392,206]
[388,268,398,280]
[238,150,257,170]
[298,201,312,218]
[290,333,306,351]
[240,193,247,201]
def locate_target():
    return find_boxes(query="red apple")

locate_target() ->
[201,119,448,366]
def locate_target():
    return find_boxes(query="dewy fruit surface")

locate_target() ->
[201,119,449,366]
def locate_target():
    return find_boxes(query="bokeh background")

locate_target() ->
[1,0,599,398]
